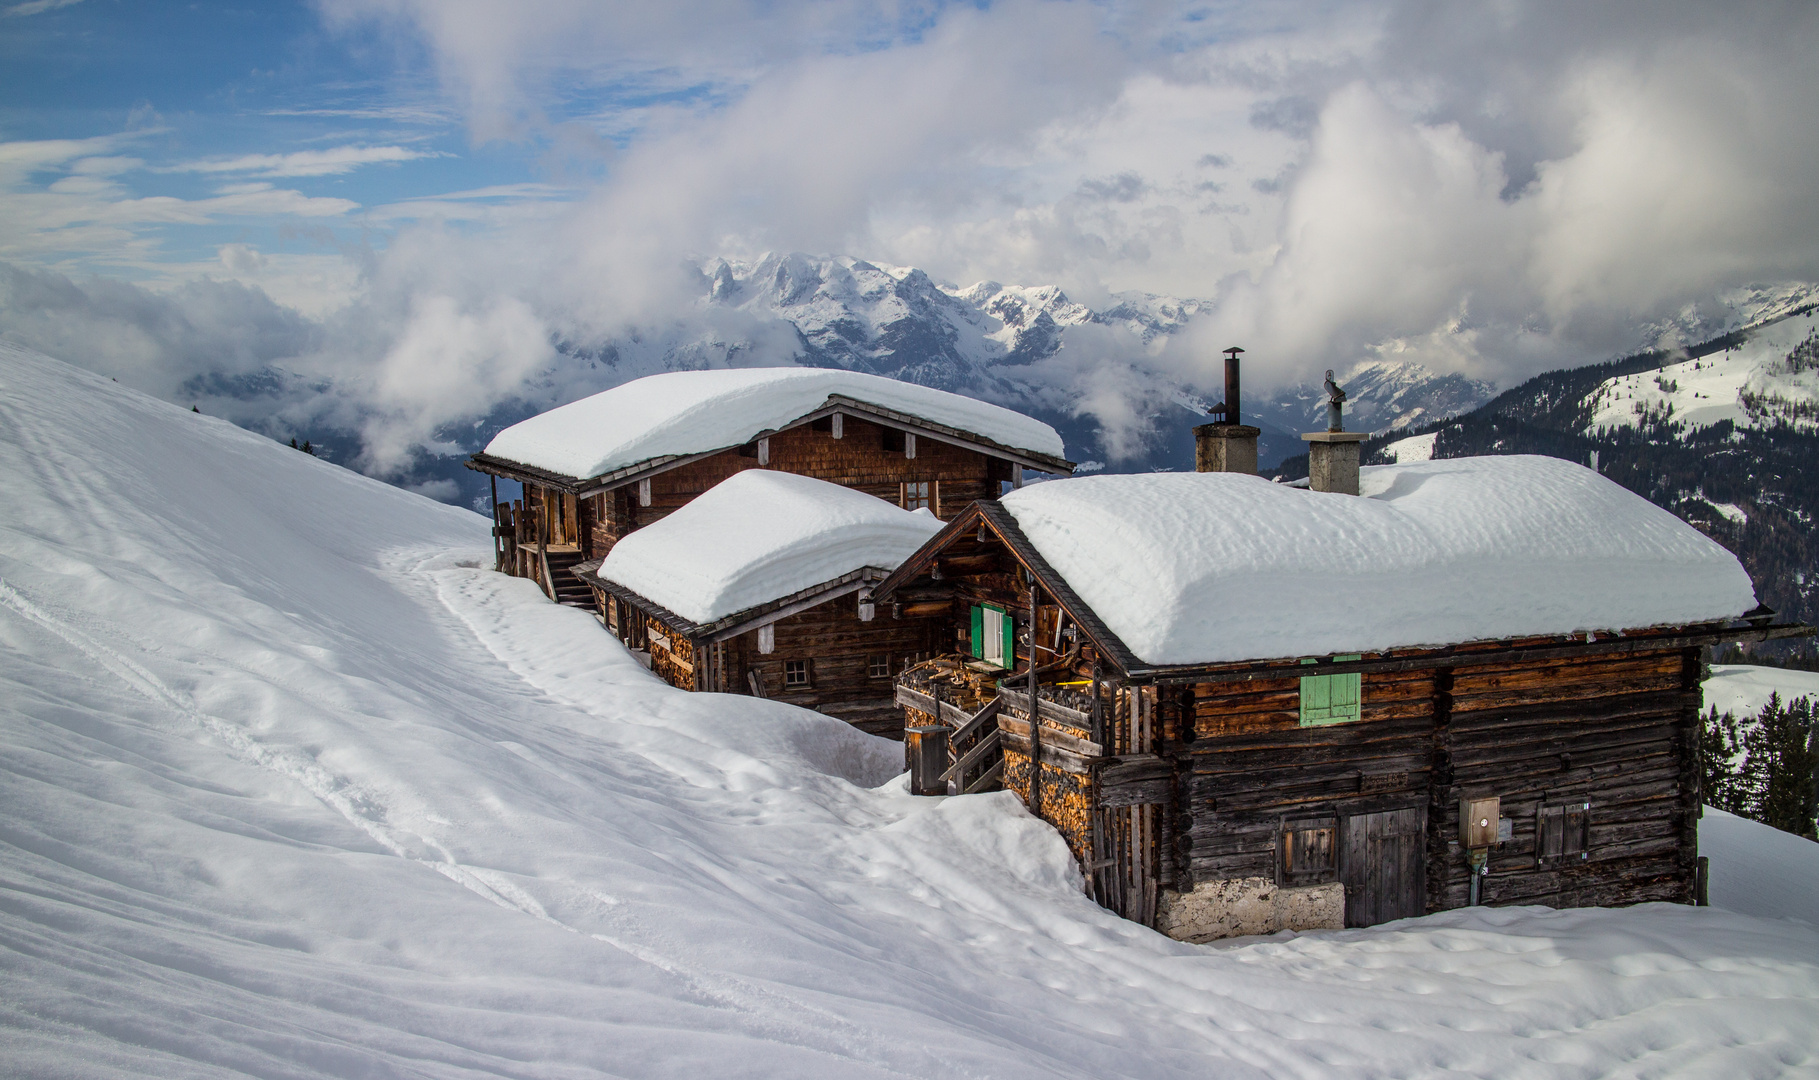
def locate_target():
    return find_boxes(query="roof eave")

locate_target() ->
[468,393,1076,494]
[1122,619,1815,686]
[577,564,891,643]
[870,500,1144,675]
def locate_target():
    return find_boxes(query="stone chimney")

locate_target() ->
[1301,432,1366,495]
[1195,345,1260,474]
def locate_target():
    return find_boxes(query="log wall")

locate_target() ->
[626,592,945,738]
[1435,649,1698,910]
[1178,647,1699,917]
[581,414,999,563]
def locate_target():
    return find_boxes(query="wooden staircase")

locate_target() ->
[893,683,1005,794]
[541,547,595,609]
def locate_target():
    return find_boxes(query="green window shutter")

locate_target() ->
[1002,607,1015,669]
[1300,655,1362,726]
[970,605,985,659]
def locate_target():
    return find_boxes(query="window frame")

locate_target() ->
[1299,655,1363,726]
[1277,816,1339,886]
[867,655,891,679]
[1536,801,1591,862]
[970,603,1011,668]
[783,659,813,689]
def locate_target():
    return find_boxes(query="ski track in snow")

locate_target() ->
[3,339,1819,1078]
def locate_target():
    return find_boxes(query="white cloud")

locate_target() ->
[169,144,444,177]
[5,0,1819,483]
[2,0,84,17]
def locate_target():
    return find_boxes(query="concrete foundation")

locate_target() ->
[1155,877,1345,942]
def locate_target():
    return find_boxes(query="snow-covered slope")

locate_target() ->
[1378,430,1439,463]
[1704,663,1819,718]
[1700,807,1819,926]
[5,340,1819,1078]
[1585,308,1819,435]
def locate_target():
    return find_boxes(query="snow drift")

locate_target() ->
[1001,456,1757,666]
[2,340,1817,1079]
[598,470,943,624]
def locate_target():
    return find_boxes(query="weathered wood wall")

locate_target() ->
[1181,668,1436,891]
[1177,647,1699,918]
[1434,649,1698,910]
[628,590,945,739]
[581,415,998,564]
[724,595,945,738]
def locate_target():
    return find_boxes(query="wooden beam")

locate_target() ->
[997,713,1103,757]
[997,727,1096,775]
[1132,623,1814,686]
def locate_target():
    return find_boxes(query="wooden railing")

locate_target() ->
[894,684,1004,794]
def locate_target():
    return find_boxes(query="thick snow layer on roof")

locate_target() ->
[598,470,943,624]
[1001,455,1757,666]
[484,367,1066,478]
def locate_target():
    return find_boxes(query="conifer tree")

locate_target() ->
[1702,706,1748,814]
[1745,694,1819,838]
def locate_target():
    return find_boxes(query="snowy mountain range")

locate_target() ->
[181,251,1816,511]
[585,254,1498,475]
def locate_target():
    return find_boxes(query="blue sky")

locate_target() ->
[1,0,1816,481]
[0,0,563,308]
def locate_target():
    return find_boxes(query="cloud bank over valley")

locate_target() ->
[1,0,1816,489]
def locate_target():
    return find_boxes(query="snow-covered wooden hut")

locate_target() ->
[467,369,1073,607]
[576,470,949,736]
[866,455,1810,937]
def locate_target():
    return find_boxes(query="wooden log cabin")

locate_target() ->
[465,368,1073,608]
[867,454,1809,938]
[575,470,950,736]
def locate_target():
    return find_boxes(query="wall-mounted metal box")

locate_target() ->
[1460,796,1500,849]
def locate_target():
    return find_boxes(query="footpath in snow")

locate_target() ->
[2,340,1818,1078]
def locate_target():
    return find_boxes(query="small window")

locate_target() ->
[1537,803,1590,861]
[1279,818,1338,885]
[784,660,812,689]
[971,604,1011,667]
[902,481,932,511]
[1300,655,1362,726]
[868,655,891,679]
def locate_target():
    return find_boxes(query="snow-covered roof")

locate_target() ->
[597,470,945,626]
[1000,455,1758,667]
[483,368,1067,480]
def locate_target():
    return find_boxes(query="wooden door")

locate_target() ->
[1341,807,1425,928]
